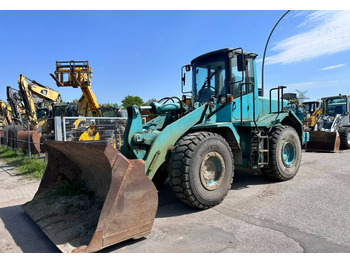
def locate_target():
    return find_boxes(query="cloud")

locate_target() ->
[266,11,350,65]
[320,63,346,70]
[286,80,339,90]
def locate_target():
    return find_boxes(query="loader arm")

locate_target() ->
[121,103,208,179]
[79,84,99,117]
[50,60,100,117]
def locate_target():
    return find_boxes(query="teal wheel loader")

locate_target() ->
[23,48,309,252]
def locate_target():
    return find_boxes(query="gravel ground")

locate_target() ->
[1,150,350,253]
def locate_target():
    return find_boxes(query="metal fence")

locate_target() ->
[60,116,127,149]
[0,116,127,161]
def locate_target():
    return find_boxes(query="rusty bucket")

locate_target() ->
[22,141,158,253]
[306,131,340,152]
[17,129,42,154]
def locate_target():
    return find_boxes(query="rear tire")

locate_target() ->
[169,132,234,209]
[338,127,350,150]
[261,126,302,181]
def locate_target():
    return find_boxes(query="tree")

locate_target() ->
[121,95,144,108]
[143,98,157,105]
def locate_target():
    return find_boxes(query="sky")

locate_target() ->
[0,6,350,105]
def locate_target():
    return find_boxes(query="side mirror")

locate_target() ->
[237,54,247,72]
[181,65,192,94]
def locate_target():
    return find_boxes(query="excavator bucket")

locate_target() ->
[17,129,41,154]
[306,131,340,152]
[22,141,158,253]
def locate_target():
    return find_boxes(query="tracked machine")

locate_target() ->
[23,48,309,253]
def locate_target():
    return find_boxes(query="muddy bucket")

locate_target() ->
[305,131,340,152]
[22,141,158,253]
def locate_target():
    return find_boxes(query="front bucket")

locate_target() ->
[306,131,340,152]
[22,141,158,253]
[17,129,41,154]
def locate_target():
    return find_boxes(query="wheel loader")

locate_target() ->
[306,95,350,152]
[23,48,309,253]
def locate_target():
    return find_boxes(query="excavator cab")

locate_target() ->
[97,106,119,117]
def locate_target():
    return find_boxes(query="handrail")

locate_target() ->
[269,86,286,113]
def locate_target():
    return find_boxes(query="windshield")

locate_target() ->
[303,102,319,114]
[54,106,67,117]
[325,97,347,116]
[99,107,117,117]
[37,108,49,119]
[192,53,228,103]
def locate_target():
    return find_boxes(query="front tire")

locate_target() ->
[261,126,302,181]
[338,127,350,150]
[169,132,234,209]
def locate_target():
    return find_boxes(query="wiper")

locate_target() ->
[199,67,221,90]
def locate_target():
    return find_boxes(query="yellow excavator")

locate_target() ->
[0,100,13,125]
[0,100,13,144]
[301,100,322,131]
[15,74,64,153]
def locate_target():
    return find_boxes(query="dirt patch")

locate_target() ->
[22,179,104,252]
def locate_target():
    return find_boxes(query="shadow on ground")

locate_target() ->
[0,205,59,253]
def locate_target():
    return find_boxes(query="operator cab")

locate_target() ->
[182,48,258,105]
[323,96,349,116]
[53,102,79,117]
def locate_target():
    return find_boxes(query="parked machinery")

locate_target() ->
[0,100,12,125]
[307,95,350,152]
[4,85,28,150]
[0,100,13,144]
[302,100,322,131]
[23,48,308,253]
[50,60,125,145]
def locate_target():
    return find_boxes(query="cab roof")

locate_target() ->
[191,48,258,64]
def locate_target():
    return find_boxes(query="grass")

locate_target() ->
[0,146,47,178]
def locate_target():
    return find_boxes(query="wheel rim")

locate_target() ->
[347,132,350,145]
[282,142,295,167]
[200,152,225,191]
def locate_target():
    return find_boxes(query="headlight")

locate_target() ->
[218,94,233,105]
